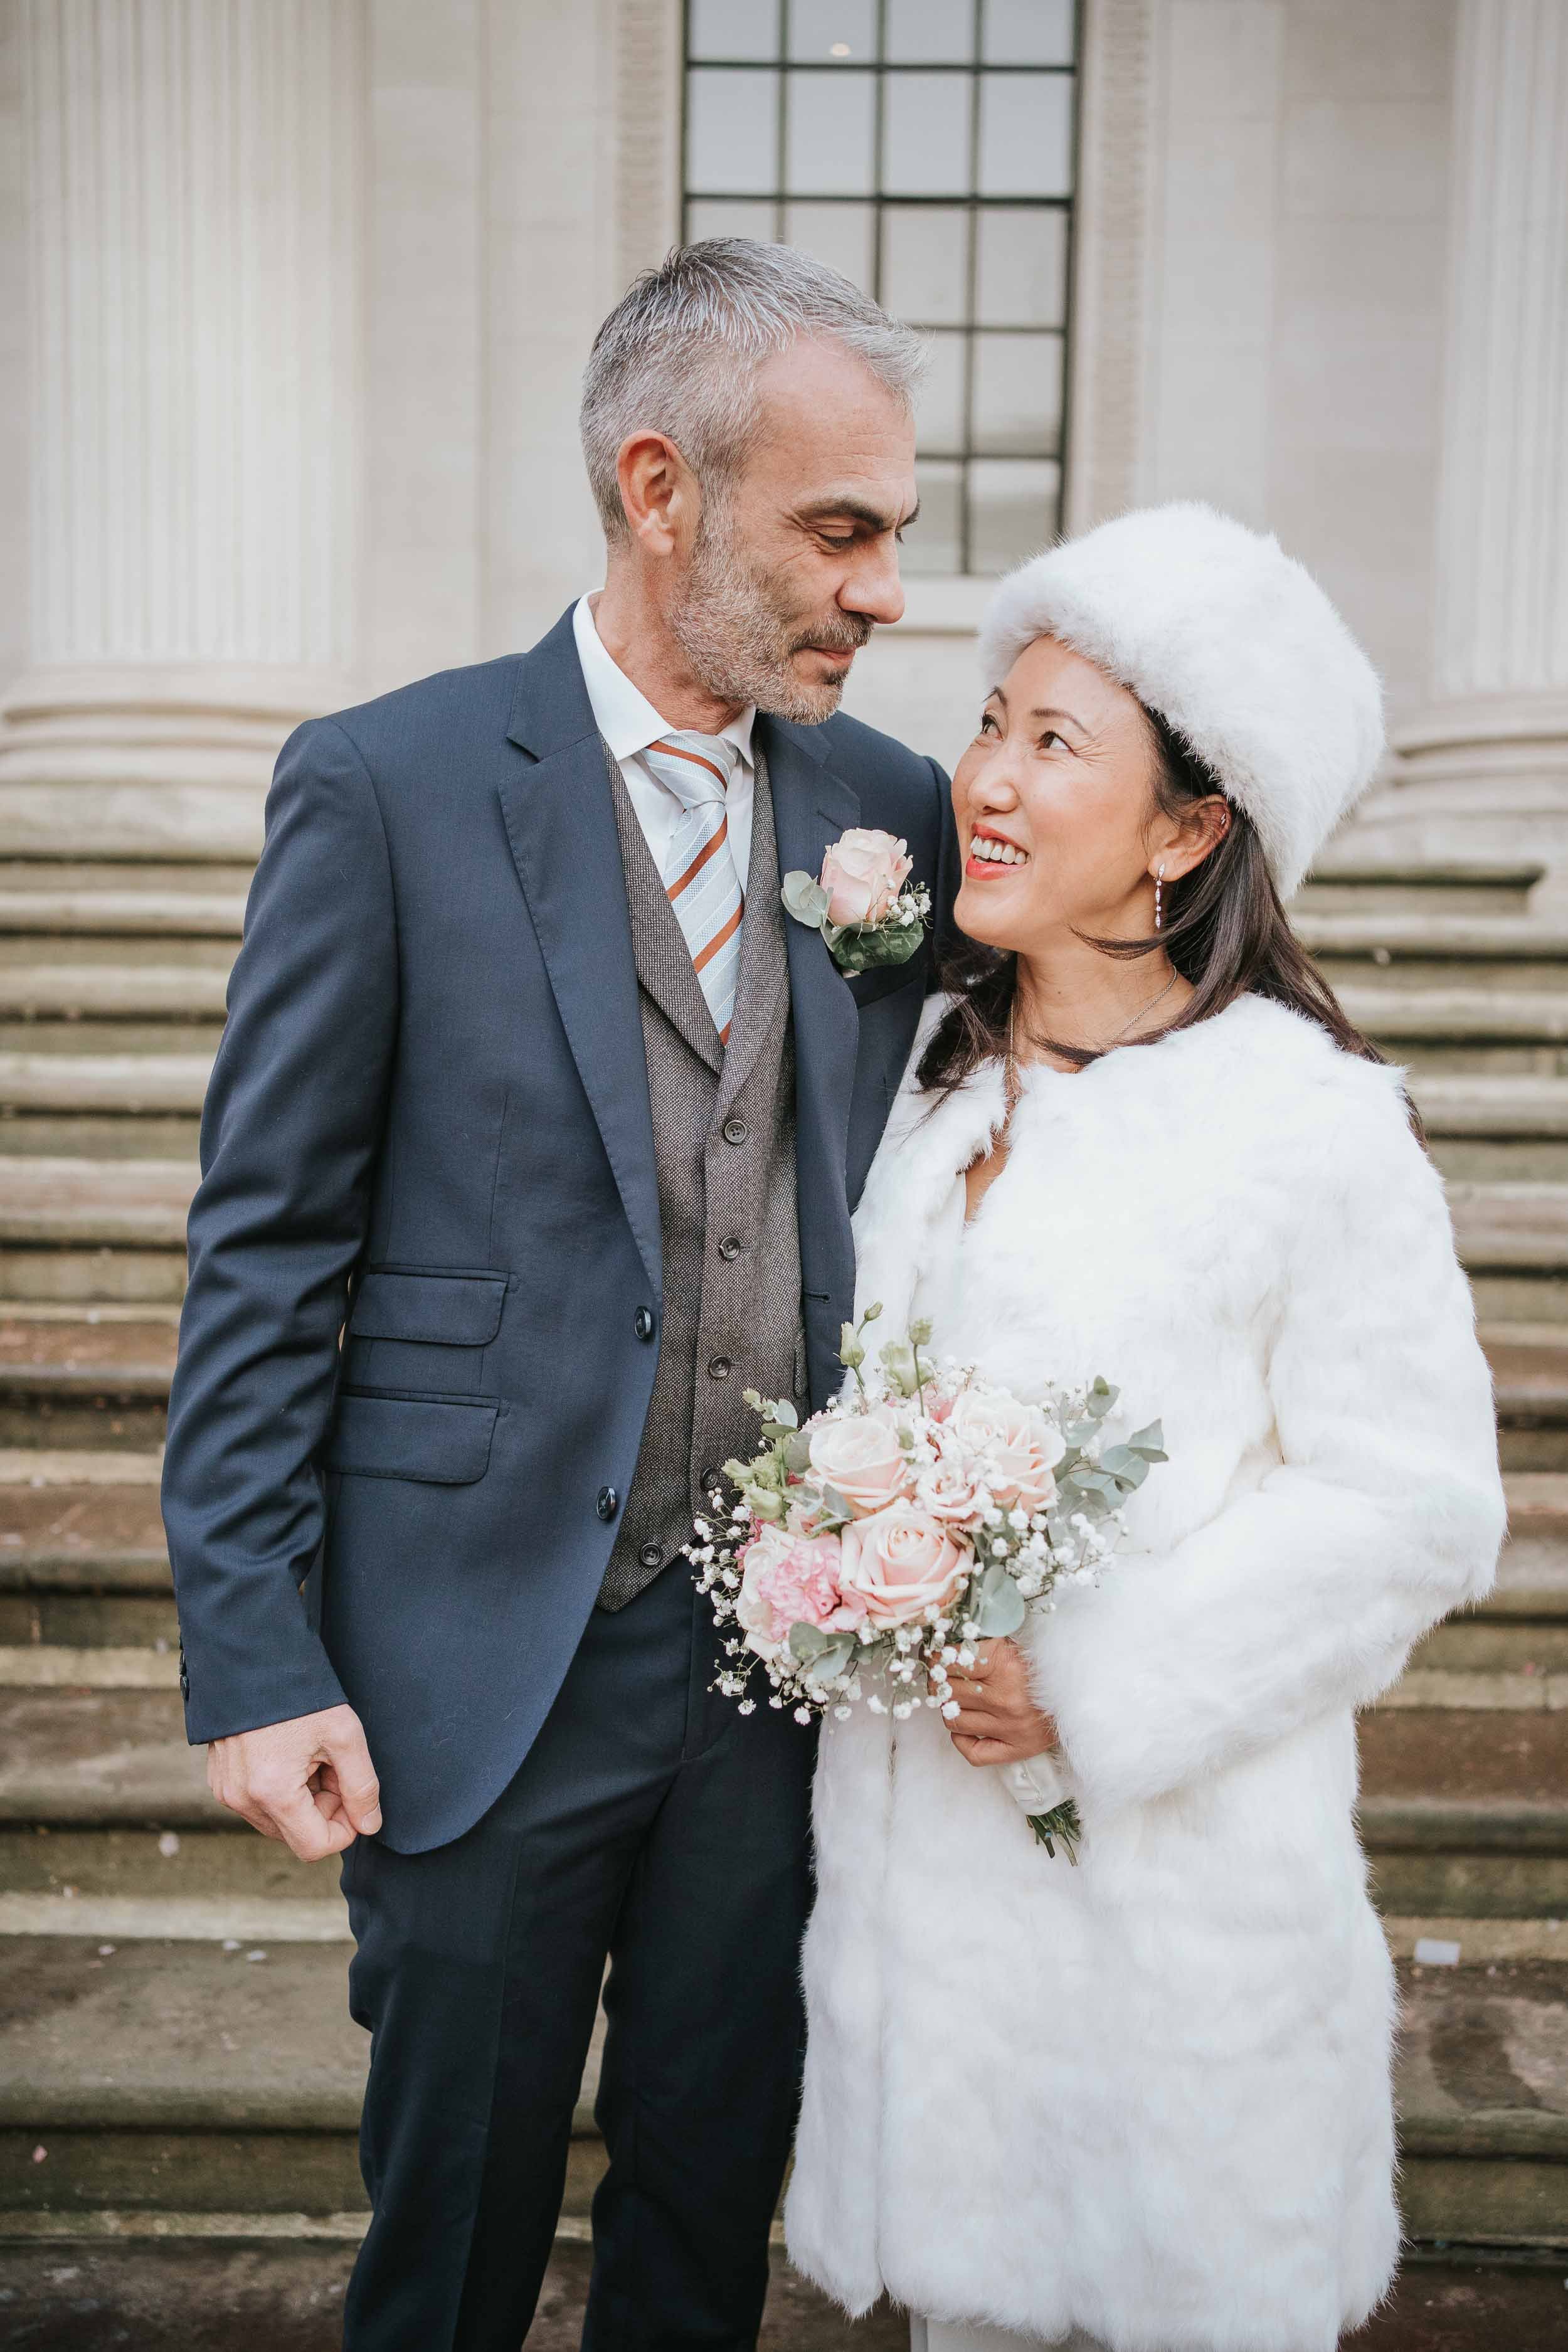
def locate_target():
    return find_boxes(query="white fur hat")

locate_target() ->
[977,502,1385,898]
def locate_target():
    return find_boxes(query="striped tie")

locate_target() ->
[644,731,744,1046]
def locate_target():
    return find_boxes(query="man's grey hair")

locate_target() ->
[580,238,926,541]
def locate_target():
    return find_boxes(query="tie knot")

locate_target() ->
[644,731,739,811]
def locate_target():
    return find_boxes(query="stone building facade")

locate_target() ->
[0,0,1562,844]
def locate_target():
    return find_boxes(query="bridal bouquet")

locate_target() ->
[691,1306,1167,1860]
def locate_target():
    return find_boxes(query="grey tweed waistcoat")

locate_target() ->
[598,741,805,1611]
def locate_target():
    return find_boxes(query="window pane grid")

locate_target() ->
[681,0,1078,573]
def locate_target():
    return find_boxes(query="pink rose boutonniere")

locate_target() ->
[781,826,931,975]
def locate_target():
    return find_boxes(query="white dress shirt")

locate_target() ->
[573,595,756,887]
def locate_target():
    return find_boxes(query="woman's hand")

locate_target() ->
[943,1638,1060,1767]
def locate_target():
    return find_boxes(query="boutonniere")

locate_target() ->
[781,827,932,976]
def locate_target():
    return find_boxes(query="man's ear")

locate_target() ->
[616,431,697,557]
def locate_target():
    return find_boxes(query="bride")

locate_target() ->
[783,505,1505,2352]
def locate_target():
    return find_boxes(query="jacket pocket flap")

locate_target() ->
[324,1392,499,1484]
[348,1270,507,1348]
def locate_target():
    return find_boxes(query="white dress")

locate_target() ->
[784,995,1505,2352]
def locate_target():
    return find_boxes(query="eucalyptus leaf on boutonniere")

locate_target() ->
[781,827,932,976]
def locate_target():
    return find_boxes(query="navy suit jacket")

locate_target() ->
[162,607,960,1850]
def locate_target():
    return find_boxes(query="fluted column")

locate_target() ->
[1,0,364,858]
[1369,1,1568,862]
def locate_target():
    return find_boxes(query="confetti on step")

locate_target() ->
[1413,1937,1461,1967]
[157,1831,180,1857]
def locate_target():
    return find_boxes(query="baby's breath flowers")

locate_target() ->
[690,1307,1168,1862]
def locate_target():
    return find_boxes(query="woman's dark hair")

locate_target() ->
[918,702,1411,1120]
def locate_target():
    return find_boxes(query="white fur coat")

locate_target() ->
[784,994,1505,2352]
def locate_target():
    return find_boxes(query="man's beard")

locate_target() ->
[667,507,873,724]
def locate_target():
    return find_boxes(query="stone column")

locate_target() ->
[1367,0,1568,864]
[0,0,364,859]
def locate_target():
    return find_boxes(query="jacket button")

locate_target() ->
[707,1355,731,1380]
[718,1236,742,1263]
[638,1541,664,1571]
[179,1666,190,1699]
[596,1486,619,1522]
[722,1117,748,1146]
[699,1466,719,1493]
[634,1306,655,1342]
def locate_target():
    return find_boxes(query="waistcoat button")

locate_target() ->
[707,1355,731,1380]
[634,1305,655,1341]
[596,1486,619,1522]
[722,1117,748,1146]
[718,1236,742,1262]
[639,1541,664,1571]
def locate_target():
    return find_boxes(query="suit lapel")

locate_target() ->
[761,716,861,1315]
[499,613,662,1296]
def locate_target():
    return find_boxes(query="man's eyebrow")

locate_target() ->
[797,497,920,534]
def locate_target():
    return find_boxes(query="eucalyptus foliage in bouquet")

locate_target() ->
[690,1307,1167,1862]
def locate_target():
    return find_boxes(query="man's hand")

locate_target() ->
[943,1638,1059,1769]
[207,1703,382,1861]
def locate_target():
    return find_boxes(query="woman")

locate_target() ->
[783,504,1505,2352]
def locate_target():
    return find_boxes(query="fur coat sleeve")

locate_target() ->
[1027,1061,1505,1817]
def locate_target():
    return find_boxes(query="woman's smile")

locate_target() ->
[964,823,1031,879]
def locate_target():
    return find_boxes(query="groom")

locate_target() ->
[162,239,958,2349]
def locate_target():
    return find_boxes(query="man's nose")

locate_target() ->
[842,538,906,628]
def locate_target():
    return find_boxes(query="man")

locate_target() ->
[162,240,958,2349]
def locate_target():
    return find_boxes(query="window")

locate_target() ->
[682,0,1078,576]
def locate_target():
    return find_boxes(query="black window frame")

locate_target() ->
[680,0,1082,577]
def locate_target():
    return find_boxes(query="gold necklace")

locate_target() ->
[1010,967,1179,1085]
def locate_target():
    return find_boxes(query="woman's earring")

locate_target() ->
[1154,866,1165,932]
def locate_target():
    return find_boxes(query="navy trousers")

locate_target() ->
[339,1557,817,2351]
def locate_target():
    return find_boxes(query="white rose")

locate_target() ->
[948,1389,1064,1511]
[807,1410,913,1517]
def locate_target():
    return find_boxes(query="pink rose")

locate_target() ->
[819,828,913,928]
[948,1389,1065,1512]
[808,1409,913,1517]
[736,1525,865,1658]
[838,1503,969,1628]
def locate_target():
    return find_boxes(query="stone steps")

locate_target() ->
[0,842,1562,2264]
[1,1932,1557,2249]
[1293,854,1543,918]
[0,1160,196,1247]
[1416,1075,1568,1135]
[1298,913,1568,960]
[0,967,231,1019]
[1341,985,1568,1044]
[0,892,246,938]
[0,1056,211,1113]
